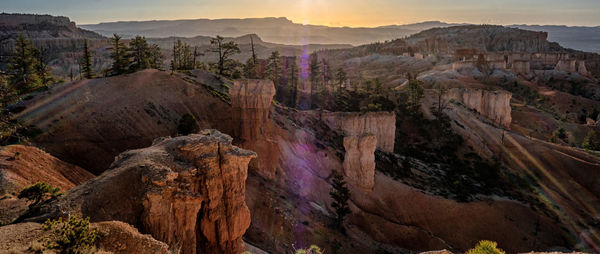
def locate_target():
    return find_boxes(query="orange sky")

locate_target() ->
[4,0,600,27]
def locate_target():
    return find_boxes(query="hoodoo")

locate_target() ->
[230,79,280,179]
[24,130,255,254]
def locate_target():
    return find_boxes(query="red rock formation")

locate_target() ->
[320,111,396,153]
[342,134,377,190]
[230,79,280,179]
[444,88,512,128]
[28,130,255,254]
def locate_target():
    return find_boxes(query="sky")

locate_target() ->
[3,0,600,27]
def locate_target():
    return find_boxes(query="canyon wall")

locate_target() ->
[230,79,280,179]
[28,130,255,254]
[342,134,377,190]
[444,88,512,128]
[320,111,396,153]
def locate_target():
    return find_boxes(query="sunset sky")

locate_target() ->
[3,0,600,27]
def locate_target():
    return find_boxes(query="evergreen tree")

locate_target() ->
[108,34,128,75]
[8,34,40,92]
[209,35,240,76]
[171,39,196,71]
[81,39,94,79]
[149,44,164,70]
[18,182,62,206]
[129,35,152,71]
[288,58,299,107]
[335,67,346,90]
[582,130,600,151]
[405,78,424,114]
[329,172,351,230]
[34,47,54,86]
[266,51,282,86]
[309,54,321,107]
[374,78,383,94]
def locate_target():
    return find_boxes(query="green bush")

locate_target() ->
[466,240,505,254]
[295,245,323,254]
[177,113,199,135]
[18,182,62,206]
[582,130,600,151]
[42,215,100,254]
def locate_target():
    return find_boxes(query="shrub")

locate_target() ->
[466,240,505,254]
[582,130,600,151]
[177,113,199,135]
[18,182,62,206]
[295,245,323,254]
[42,215,100,254]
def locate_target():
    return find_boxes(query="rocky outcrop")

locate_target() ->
[406,25,553,54]
[320,111,396,153]
[230,79,280,179]
[444,88,512,128]
[27,130,255,254]
[555,59,589,76]
[511,60,531,75]
[343,134,377,190]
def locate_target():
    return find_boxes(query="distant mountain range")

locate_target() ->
[80,18,459,46]
[80,18,600,53]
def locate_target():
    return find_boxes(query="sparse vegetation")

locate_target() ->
[41,215,100,254]
[466,240,505,254]
[295,245,323,254]
[18,182,62,206]
[582,130,600,151]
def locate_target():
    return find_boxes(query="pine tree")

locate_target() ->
[309,54,321,107]
[129,35,151,71]
[335,67,346,90]
[266,51,282,85]
[108,34,128,75]
[329,171,351,230]
[243,36,259,79]
[288,58,299,107]
[34,47,54,86]
[8,34,40,92]
[81,39,94,79]
[209,35,240,76]
[582,130,600,151]
[149,44,164,70]
[406,78,424,114]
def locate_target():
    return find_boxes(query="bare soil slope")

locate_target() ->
[0,145,93,225]
[16,69,233,174]
[0,145,92,195]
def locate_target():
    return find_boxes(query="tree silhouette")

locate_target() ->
[209,35,240,76]
[81,39,94,79]
[329,171,351,230]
